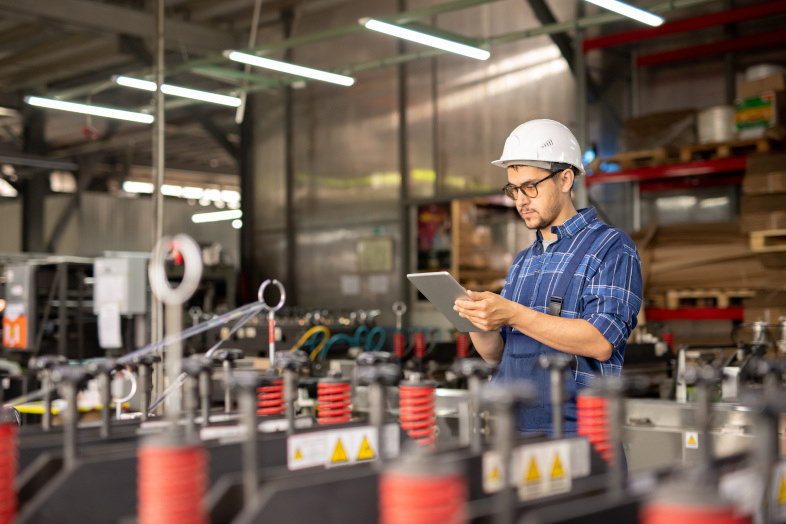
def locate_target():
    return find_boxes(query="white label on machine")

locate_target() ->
[773,460,786,521]
[685,431,699,449]
[287,424,399,471]
[482,440,572,499]
[98,303,122,349]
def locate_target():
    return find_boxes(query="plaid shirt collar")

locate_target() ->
[535,207,597,244]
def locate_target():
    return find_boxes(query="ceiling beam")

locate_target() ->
[0,0,238,54]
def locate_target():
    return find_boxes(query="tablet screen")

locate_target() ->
[406,271,483,332]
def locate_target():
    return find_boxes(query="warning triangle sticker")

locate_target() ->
[688,435,697,445]
[778,476,786,505]
[293,448,303,461]
[331,438,349,463]
[489,465,501,483]
[525,456,541,483]
[551,454,565,479]
[357,436,375,461]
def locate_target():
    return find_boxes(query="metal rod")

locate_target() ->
[139,364,151,421]
[608,393,625,498]
[199,370,210,427]
[185,376,198,441]
[369,382,387,469]
[223,360,233,413]
[573,14,588,210]
[58,263,67,357]
[283,369,297,434]
[63,383,78,470]
[42,371,52,431]
[239,388,259,507]
[549,367,564,439]
[494,403,515,524]
[164,305,183,421]
[99,372,111,439]
[468,375,482,453]
[150,0,166,409]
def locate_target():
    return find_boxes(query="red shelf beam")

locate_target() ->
[585,157,747,186]
[645,307,744,321]
[582,0,786,53]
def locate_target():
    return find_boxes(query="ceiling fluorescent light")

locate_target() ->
[192,209,243,224]
[584,0,664,27]
[114,75,241,107]
[361,18,490,61]
[26,96,154,124]
[224,51,355,87]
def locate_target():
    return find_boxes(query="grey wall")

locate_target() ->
[0,201,21,252]
[249,0,578,323]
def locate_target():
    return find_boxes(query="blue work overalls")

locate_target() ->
[492,223,610,436]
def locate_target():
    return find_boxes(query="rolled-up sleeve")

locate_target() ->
[579,244,643,366]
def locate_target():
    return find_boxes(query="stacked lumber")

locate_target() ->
[631,222,786,305]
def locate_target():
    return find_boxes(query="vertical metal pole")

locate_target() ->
[139,364,150,421]
[468,376,482,453]
[494,403,515,524]
[369,382,386,469]
[283,10,297,306]
[200,370,210,427]
[240,388,259,507]
[165,305,182,421]
[99,372,111,439]
[284,369,296,434]
[398,0,412,316]
[57,264,67,358]
[550,368,564,439]
[63,383,78,470]
[573,19,589,209]
[151,0,166,406]
[430,15,442,196]
[223,361,233,413]
[42,371,52,431]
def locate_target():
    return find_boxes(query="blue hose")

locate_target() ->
[318,326,387,360]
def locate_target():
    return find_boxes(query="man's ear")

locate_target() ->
[560,168,575,192]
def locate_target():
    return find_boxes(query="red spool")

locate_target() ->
[138,443,207,524]
[455,333,469,359]
[399,383,437,447]
[380,470,466,524]
[316,379,352,425]
[0,423,17,524]
[577,392,613,462]
[257,378,285,416]
[393,333,406,358]
[414,333,426,358]
[641,501,750,524]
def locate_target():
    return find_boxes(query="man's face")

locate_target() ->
[506,165,562,232]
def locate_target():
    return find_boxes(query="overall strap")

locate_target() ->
[547,224,610,317]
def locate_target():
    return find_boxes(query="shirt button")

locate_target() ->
[530,296,535,301]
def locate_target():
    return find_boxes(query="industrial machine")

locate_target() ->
[0,234,783,524]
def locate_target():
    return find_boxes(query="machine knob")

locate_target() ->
[357,363,400,387]
[481,382,537,409]
[454,358,496,379]
[356,351,395,367]
[212,348,244,364]
[182,355,213,377]
[86,358,120,375]
[51,365,92,385]
[275,350,309,371]
[228,369,269,391]
[538,353,573,371]
[130,354,162,367]
[29,355,67,372]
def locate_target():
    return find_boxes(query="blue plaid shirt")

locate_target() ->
[500,207,643,385]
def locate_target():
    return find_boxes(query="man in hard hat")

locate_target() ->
[454,119,642,436]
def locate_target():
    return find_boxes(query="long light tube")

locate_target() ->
[361,18,490,60]
[584,0,664,27]
[192,209,243,224]
[114,75,242,107]
[224,51,355,87]
[25,96,154,124]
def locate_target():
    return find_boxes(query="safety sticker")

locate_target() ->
[482,451,504,493]
[544,442,571,496]
[685,431,699,449]
[287,424,399,471]
[518,447,546,500]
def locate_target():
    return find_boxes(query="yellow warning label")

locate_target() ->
[551,454,564,479]
[331,438,349,463]
[293,448,303,461]
[525,456,541,483]
[489,466,501,483]
[778,476,786,505]
[357,436,375,460]
[688,435,697,445]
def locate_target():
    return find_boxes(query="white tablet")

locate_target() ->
[406,271,483,332]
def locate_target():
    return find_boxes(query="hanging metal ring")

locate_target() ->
[148,234,203,306]
[258,279,286,312]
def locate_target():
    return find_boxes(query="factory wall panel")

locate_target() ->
[0,201,21,252]
[250,0,577,314]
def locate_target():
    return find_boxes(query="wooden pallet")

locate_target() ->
[678,138,773,163]
[649,288,756,309]
[590,147,674,171]
[750,229,786,253]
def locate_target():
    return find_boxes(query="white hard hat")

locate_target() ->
[491,119,585,175]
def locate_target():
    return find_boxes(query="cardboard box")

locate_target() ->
[741,193,786,214]
[621,109,696,151]
[741,211,786,233]
[735,91,786,138]
[743,172,786,194]
[737,72,786,100]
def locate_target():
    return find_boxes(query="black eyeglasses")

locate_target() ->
[502,170,559,200]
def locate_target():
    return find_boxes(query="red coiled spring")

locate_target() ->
[0,423,17,524]
[455,333,469,359]
[138,443,207,524]
[393,332,406,358]
[317,379,352,425]
[640,501,751,524]
[399,383,437,447]
[577,392,612,462]
[257,378,285,416]
[380,469,466,524]
[414,333,426,358]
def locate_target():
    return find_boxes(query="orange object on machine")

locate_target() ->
[399,382,437,447]
[138,442,207,524]
[456,333,469,359]
[577,391,613,462]
[257,376,285,416]
[0,422,17,524]
[316,378,352,425]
